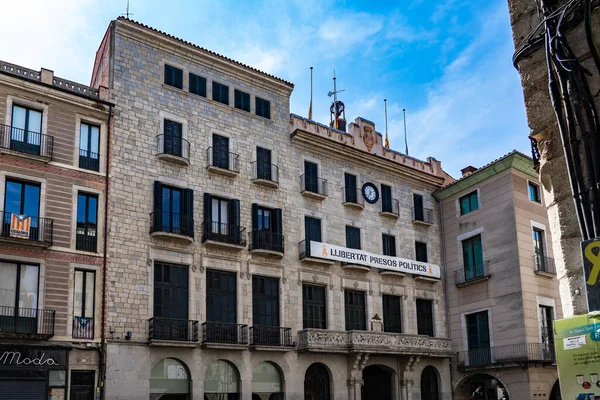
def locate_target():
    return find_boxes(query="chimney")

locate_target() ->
[461,166,477,177]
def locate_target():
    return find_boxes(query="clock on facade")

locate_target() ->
[362,182,379,204]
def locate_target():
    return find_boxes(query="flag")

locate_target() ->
[10,214,31,239]
[308,99,313,120]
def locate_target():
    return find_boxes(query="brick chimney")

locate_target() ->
[461,166,477,177]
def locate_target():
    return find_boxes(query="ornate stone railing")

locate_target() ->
[53,77,99,98]
[297,329,452,357]
[0,60,40,80]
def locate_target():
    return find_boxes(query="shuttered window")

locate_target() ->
[234,90,250,112]
[164,65,183,89]
[252,276,279,327]
[189,73,206,97]
[212,82,229,105]
[381,184,393,213]
[462,234,483,280]
[383,294,402,333]
[382,234,396,257]
[346,226,361,250]
[255,97,270,119]
[344,290,366,330]
[206,269,236,323]
[303,284,326,329]
[344,173,357,203]
[459,191,479,215]
[416,299,434,336]
[415,242,428,262]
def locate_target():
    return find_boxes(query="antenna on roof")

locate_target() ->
[384,99,389,148]
[403,108,409,156]
[328,70,346,131]
[121,0,134,18]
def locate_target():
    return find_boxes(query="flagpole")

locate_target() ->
[308,67,313,120]
[384,99,389,148]
[403,108,409,155]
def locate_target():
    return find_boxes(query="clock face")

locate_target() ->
[362,183,379,204]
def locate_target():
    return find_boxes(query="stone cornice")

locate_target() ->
[114,19,294,96]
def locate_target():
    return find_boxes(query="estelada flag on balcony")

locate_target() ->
[9,214,31,239]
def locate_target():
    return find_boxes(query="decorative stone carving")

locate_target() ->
[313,274,319,282]
[363,126,375,151]
[353,281,359,288]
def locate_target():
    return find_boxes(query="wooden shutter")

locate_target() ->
[182,189,194,237]
[381,184,392,211]
[203,193,212,233]
[344,174,356,202]
[153,181,163,229]
[274,208,283,234]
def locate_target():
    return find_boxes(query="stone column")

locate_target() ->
[347,379,363,400]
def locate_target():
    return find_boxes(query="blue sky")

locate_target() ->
[0,0,529,177]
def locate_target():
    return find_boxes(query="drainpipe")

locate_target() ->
[433,192,454,400]
[99,103,112,400]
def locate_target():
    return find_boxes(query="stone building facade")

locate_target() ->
[435,151,562,400]
[91,17,453,400]
[0,60,111,399]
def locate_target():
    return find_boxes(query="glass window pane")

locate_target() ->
[28,110,42,133]
[74,271,83,316]
[162,188,170,214]
[85,272,95,317]
[172,190,180,214]
[80,124,89,151]
[77,195,86,224]
[0,262,17,308]
[88,196,98,224]
[19,265,39,309]
[5,181,22,214]
[12,106,26,130]
[49,370,66,386]
[90,126,100,154]
[23,184,40,218]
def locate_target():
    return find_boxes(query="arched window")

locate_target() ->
[252,361,284,400]
[304,363,330,400]
[204,360,240,400]
[420,366,439,400]
[150,358,190,400]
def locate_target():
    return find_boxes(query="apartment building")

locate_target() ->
[0,60,111,399]
[91,17,453,400]
[435,151,562,400]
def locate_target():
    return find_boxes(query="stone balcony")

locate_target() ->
[297,329,452,357]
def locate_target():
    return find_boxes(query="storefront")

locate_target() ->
[0,345,70,400]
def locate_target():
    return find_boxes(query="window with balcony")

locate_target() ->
[254,147,276,183]
[10,105,43,156]
[303,161,319,193]
[234,90,250,112]
[529,182,541,203]
[212,82,229,105]
[162,119,183,157]
[211,134,230,170]
[383,294,402,333]
[533,228,547,271]
[301,216,322,258]
[73,269,95,339]
[250,204,283,253]
[303,284,326,329]
[539,305,555,352]
[381,184,396,214]
[466,310,490,365]
[252,276,284,346]
[344,290,366,331]
[2,179,45,243]
[205,269,239,343]
[164,65,183,89]
[415,241,428,262]
[459,191,479,215]
[189,73,206,97]
[255,97,270,119]
[152,263,192,341]
[79,122,100,171]
[462,234,483,281]
[152,182,194,238]
[346,226,361,250]
[203,194,243,245]
[344,173,358,204]
[416,299,434,336]
[76,192,98,253]
[382,234,396,257]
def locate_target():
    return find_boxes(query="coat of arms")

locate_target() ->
[363,126,375,151]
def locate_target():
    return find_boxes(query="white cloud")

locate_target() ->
[318,12,383,53]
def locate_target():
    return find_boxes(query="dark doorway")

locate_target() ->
[362,365,393,400]
[549,380,561,400]
[304,363,330,400]
[70,370,95,400]
[421,366,439,400]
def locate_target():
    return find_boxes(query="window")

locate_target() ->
[344,290,366,330]
[413,193,424,220]
[381,184,393,213]
[416,299,434,336]
[0,262,39,333]
[344,173,357,203]
[252,276,279,327]
[203,194,241,244]
[255,97,270,119]
[3,179,41,240]
[302,284,326,329]
[383,294,401,333]
[70,370,95,400]
[529,182,541,203]
[152,182,194,237]
[10,104,42,156]
[462,234,483,280]
[206,269,236,323]
[304,216,321,257]
[539,305,555,350]
[189,73,206,97]
[466,311,490,350]
[345,226,361,250]
[76,192,98,252]
[303,161,319,193]
[163,120,183,157]
[415,242,428,262]
[459,191,479,215]
[533,228,549,272]
[382,234,396,257]
[73,270,95,338]
[154,263,188,320]
[251,204,283,252]
[212,82,229,105]
[234,90,250,112]
[212,134,230,170]
[79,122,100,171]
[255,147,272,181]
[164,65,183,89]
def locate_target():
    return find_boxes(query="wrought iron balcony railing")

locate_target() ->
[79,149,100,171]
[381,197,400,216]
[534,252,556,275]
[201,322,248,345]
[150,211,194,238]
[72,316,94,339]
[457,342,556,371]
[251,161,279,184]
[455,263,489,286]
[76,232,97,253]
[207,147,240,173]
[249,230,284,253]
[0,306,55,338]
[250,326,294,347]
[156,134,190,162]
[300,174,328,197]
[201,221,246,246]
[342,187,364,207]
[412,207,434,224]
[0,211,53,246]
[0,124,54,160]
[148,317,199,342]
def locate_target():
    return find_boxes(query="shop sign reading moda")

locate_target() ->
[309,241,441,279]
